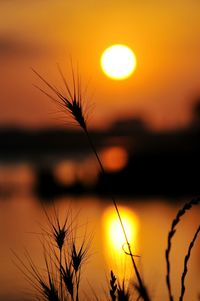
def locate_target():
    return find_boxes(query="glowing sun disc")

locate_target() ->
[101,44,137,80]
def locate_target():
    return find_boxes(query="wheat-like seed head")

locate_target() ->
[110,270,117,301]
[117,281,130,301]
[43,206,71,251]
[61,258,74,299]
[32,67,87,131]
[12,249,60,301]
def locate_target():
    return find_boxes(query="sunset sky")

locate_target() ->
[0,0,200,130]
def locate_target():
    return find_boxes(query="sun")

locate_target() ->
[101,44,137,80]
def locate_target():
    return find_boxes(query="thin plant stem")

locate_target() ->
[165,197,200,301]
[60,249,63,301]
[32,68,149,300]
[179,226,200,301]
[75,271,80,301]
[84,129,150,301]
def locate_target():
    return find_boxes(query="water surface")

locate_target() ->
[0,189,199,301]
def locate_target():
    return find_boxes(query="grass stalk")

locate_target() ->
[85,130,150,301]
[165,197,200,301]
[179,226,200,301]
[59,249,63,301]
[32,66,150,300]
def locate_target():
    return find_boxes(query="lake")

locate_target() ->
[0,163,199,301]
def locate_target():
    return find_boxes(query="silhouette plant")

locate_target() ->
[31,66,200,301]
[179,226,200,301]
[13,198,200,301]
[12,248,60,301]
[13,207,92,301]
[109,270,132,301]
[165,197,200,301]
[43,206,71,300]
[32,65,150,301]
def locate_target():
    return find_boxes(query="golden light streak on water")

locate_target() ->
[102,206,139,280]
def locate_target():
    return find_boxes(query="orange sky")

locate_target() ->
[0,0,200,130]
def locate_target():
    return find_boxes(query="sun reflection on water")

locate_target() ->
[102,206,139,280]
